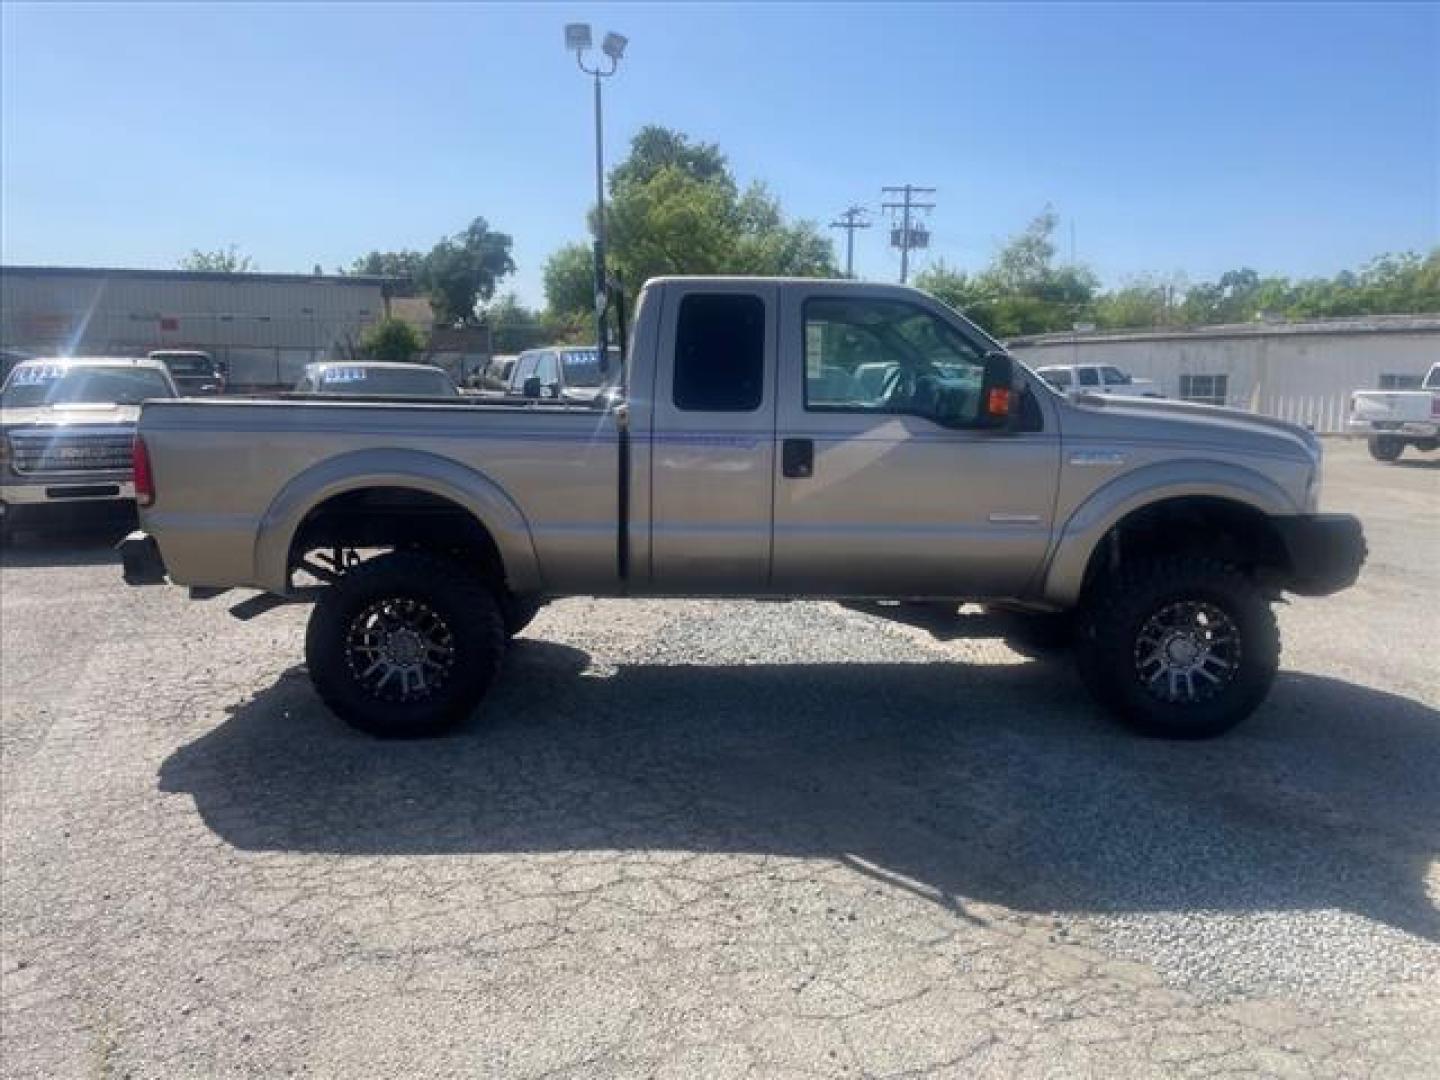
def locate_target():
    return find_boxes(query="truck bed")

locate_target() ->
[139,396,621,594]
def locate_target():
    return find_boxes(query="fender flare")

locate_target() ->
[1040,459,1298,607]
[252,448,542,595]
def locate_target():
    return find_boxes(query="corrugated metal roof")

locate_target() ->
[1009,313,1440,347]
[0,264,405,288]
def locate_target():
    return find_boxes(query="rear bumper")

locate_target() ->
[1273,514,1366,596]
[1,477,135,504]
[118,530,168,586]
[1347,419,1440,437]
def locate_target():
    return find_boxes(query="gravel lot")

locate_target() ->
[2,438,1437,1078]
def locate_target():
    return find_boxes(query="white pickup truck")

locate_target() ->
[1035,364,1163,398]
[120,277,1365,741]
[1348,362,1440,462]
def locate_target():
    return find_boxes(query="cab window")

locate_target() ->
[802,296,988,427]
[1077,367,1100,387]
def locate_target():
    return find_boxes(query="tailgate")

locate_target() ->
[1350,391,1432,422]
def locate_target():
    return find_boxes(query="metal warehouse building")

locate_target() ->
[0,265,404,391]
[1009,315,1440,433]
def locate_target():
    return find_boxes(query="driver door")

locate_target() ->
[770,286,1060,597]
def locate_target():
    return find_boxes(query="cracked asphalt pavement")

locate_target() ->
[2,439,1437,1078]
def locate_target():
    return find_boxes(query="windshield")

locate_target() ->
[304,366,458,397]
[1,364,175,408]
[1424,365,1440,391]
[560,349,611,388]
[158,355,215,377]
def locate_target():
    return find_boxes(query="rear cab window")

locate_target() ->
[673,293,765,412]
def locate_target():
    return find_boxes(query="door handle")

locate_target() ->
[782,438,814,479]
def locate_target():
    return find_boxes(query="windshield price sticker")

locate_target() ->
[322,366,368,384]
[12,364,64,386]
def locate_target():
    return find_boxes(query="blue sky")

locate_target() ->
[2,2,1436,306]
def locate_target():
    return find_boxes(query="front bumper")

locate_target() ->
[118,530,168,586]
[1273,514,1367,596]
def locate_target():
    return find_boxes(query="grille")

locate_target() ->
[7,430,134,474]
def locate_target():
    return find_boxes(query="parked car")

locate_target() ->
[1036,364,1163,398]
[507,346,619,404]
[148,350,227,395]
[2,357,178,539]
[293,362,460,398]
[473,355,517,392]
[1347,362,1440,462]
[121,277,1363,741]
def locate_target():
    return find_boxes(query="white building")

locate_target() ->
[1008,315,1440,433]
[0,265,404,391]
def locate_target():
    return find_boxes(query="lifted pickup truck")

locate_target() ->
[121,278,1364,739]
[1348,362,1440,462]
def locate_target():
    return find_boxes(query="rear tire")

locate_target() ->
[1368,435,1404,462]
[1075,556,1279,739]
[305,551,505,737]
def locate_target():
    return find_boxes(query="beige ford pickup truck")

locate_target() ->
[121,278,1365,739]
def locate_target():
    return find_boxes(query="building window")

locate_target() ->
[1378,373,1424,390]
[673,293,765,412]
[1179,374,1228,407]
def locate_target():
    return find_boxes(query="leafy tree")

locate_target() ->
[422,217,516,325]
[917,211,1097,337]
[360,317,424,363]
[351,250,426,278]
[179,245,255,273]
[544,127,836,324]
[543,242,597,319]
[609,125,731,193]
[481,293,553,354]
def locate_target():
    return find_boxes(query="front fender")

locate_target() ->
[252,448,542,595]
[1040,459,1299,607]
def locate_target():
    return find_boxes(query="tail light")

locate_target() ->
[133,435,155,507]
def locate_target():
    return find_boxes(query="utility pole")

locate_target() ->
[828,205,871,278]
[881,185,936,284]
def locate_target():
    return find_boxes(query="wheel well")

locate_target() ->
[288,487,503,586]
[1079,497,1290,598]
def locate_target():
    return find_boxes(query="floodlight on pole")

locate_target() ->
[566,24,626,384]
[602,32,628,60]
[564,23,592,50]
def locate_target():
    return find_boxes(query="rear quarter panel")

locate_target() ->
[140,399,619,593]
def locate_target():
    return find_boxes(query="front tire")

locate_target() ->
[1368,435,1404,462]
[1075,557,1279,739]
[305,551,505,737]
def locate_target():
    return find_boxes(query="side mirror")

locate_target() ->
[522,376,543,399]
[978,352,1015,428]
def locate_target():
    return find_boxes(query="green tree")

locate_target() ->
[179,245,255,273]
[360,317,424,363]
[609,124,731,193]
[481,293,552,354]
[421,217,516,325]
[917,210,1097,338]
[544,127,836,324]
[543,242,597,318]
[350,250,425,278]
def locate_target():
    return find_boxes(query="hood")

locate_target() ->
[1,402,143,429]
[1061,392,1320,462]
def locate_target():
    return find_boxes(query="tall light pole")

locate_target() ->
[565,23,626,371]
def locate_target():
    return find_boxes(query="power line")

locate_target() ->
[828,205,872,278]
[880,185,936,284]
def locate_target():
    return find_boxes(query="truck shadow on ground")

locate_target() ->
[159,639,1440,942]
[0,516,132,568]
